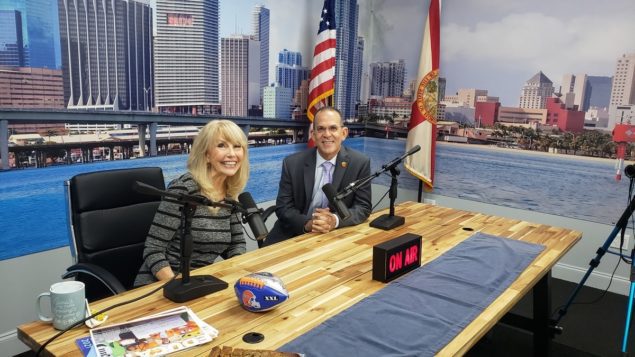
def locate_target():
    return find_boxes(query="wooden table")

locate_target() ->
[18,202,581,356]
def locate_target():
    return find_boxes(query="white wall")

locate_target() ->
[3,187,629,355]
[1,247,73,356]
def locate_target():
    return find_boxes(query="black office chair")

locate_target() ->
[63,167,165,301]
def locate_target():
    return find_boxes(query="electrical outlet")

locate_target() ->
[423,199,436,205]
[610,233,632,251]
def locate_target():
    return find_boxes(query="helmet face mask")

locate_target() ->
[234,272,289,312]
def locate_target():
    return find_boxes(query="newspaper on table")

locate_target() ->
[89,306,218,357]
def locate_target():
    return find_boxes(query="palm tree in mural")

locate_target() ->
[525,128,538,150]
[536,134,554,152]
[561,132,573,154]
[43,129,58,144]
[579,131,611,157]
[534,128,543,149]
[602,141,616,158]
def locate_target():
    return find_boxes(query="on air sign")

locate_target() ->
[372,233,422,282]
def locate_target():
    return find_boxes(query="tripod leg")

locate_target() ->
[623,282,635,352]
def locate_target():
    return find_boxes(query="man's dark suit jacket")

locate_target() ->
[264,146,372,246]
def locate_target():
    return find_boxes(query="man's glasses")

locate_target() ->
[315,125,341,135]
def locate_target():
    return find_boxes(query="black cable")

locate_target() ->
[236,210,257,242]
[241,223,257,242]
[36,275,178,356]
[371,182,391,212]
[551,253,622,318]
[619,178,635,264]
[551,176,635,317]
[630,177,635,260]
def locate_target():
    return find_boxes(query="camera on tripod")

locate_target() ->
[626,164,635,179]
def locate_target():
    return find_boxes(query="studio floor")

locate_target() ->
[468,277,635,357]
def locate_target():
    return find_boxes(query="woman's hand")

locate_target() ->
[155,266,175,281]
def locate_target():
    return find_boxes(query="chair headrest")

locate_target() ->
[70,167,166,213]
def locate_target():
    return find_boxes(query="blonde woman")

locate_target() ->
[134,120,249,287]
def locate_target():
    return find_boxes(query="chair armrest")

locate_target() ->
[62,262,126,295]
[262,205,276,222]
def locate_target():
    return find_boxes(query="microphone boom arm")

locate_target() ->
[336,144,421,200]
[134,181,235,210]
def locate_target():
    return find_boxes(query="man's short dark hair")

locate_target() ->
[314,107,344,126]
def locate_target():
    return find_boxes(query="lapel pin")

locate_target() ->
[341,161,348,168]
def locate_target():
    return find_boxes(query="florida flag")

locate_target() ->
[404,0,441,190]
[307,0,337,146]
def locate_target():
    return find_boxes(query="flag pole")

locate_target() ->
[403,0,441,192]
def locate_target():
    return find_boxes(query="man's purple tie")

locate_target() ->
[320,161,334,208]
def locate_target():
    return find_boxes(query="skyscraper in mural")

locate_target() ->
[252,5,269,94]
[561,74,587,111]
[263,83,292,119]
[0,10,25,66]
[519,71,554,109]
[221,35,260,116]
[276,49,309,96]
[608,53,635,129]
[369,59,405,98]
[0,0,61,68]
[0,66,64,109]
[279,49,301,66]
[352,36,363,108]
[58,0,153,110]
[584,76,612,110]
[561,74,612,113]
[334,0,361,120]
[609,54,635,108]
[155,0,220,114]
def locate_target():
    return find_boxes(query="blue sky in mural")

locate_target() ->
[440,0,635,105]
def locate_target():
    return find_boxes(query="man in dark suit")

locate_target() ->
[263,107,372,247]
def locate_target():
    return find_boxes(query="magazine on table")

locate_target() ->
[86,306,218,357]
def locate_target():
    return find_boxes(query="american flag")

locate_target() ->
[307,0,337,123]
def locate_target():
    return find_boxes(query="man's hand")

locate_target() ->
[306,208,337,233]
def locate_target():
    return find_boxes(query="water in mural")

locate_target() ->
[0,137,630,260]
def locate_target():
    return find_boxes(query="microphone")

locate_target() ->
[322,183,352,220]
[383,144,421,170]
[406,144,421,156]
[238,192,268,241]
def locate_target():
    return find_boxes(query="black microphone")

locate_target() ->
[322,183,352,220]
[238,192,268,241]
[406,144,421,156]
[382,144,421,170]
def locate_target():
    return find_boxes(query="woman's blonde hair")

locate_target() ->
[187,120,249,200]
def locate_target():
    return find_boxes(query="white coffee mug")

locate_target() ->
[36,281,86,330]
